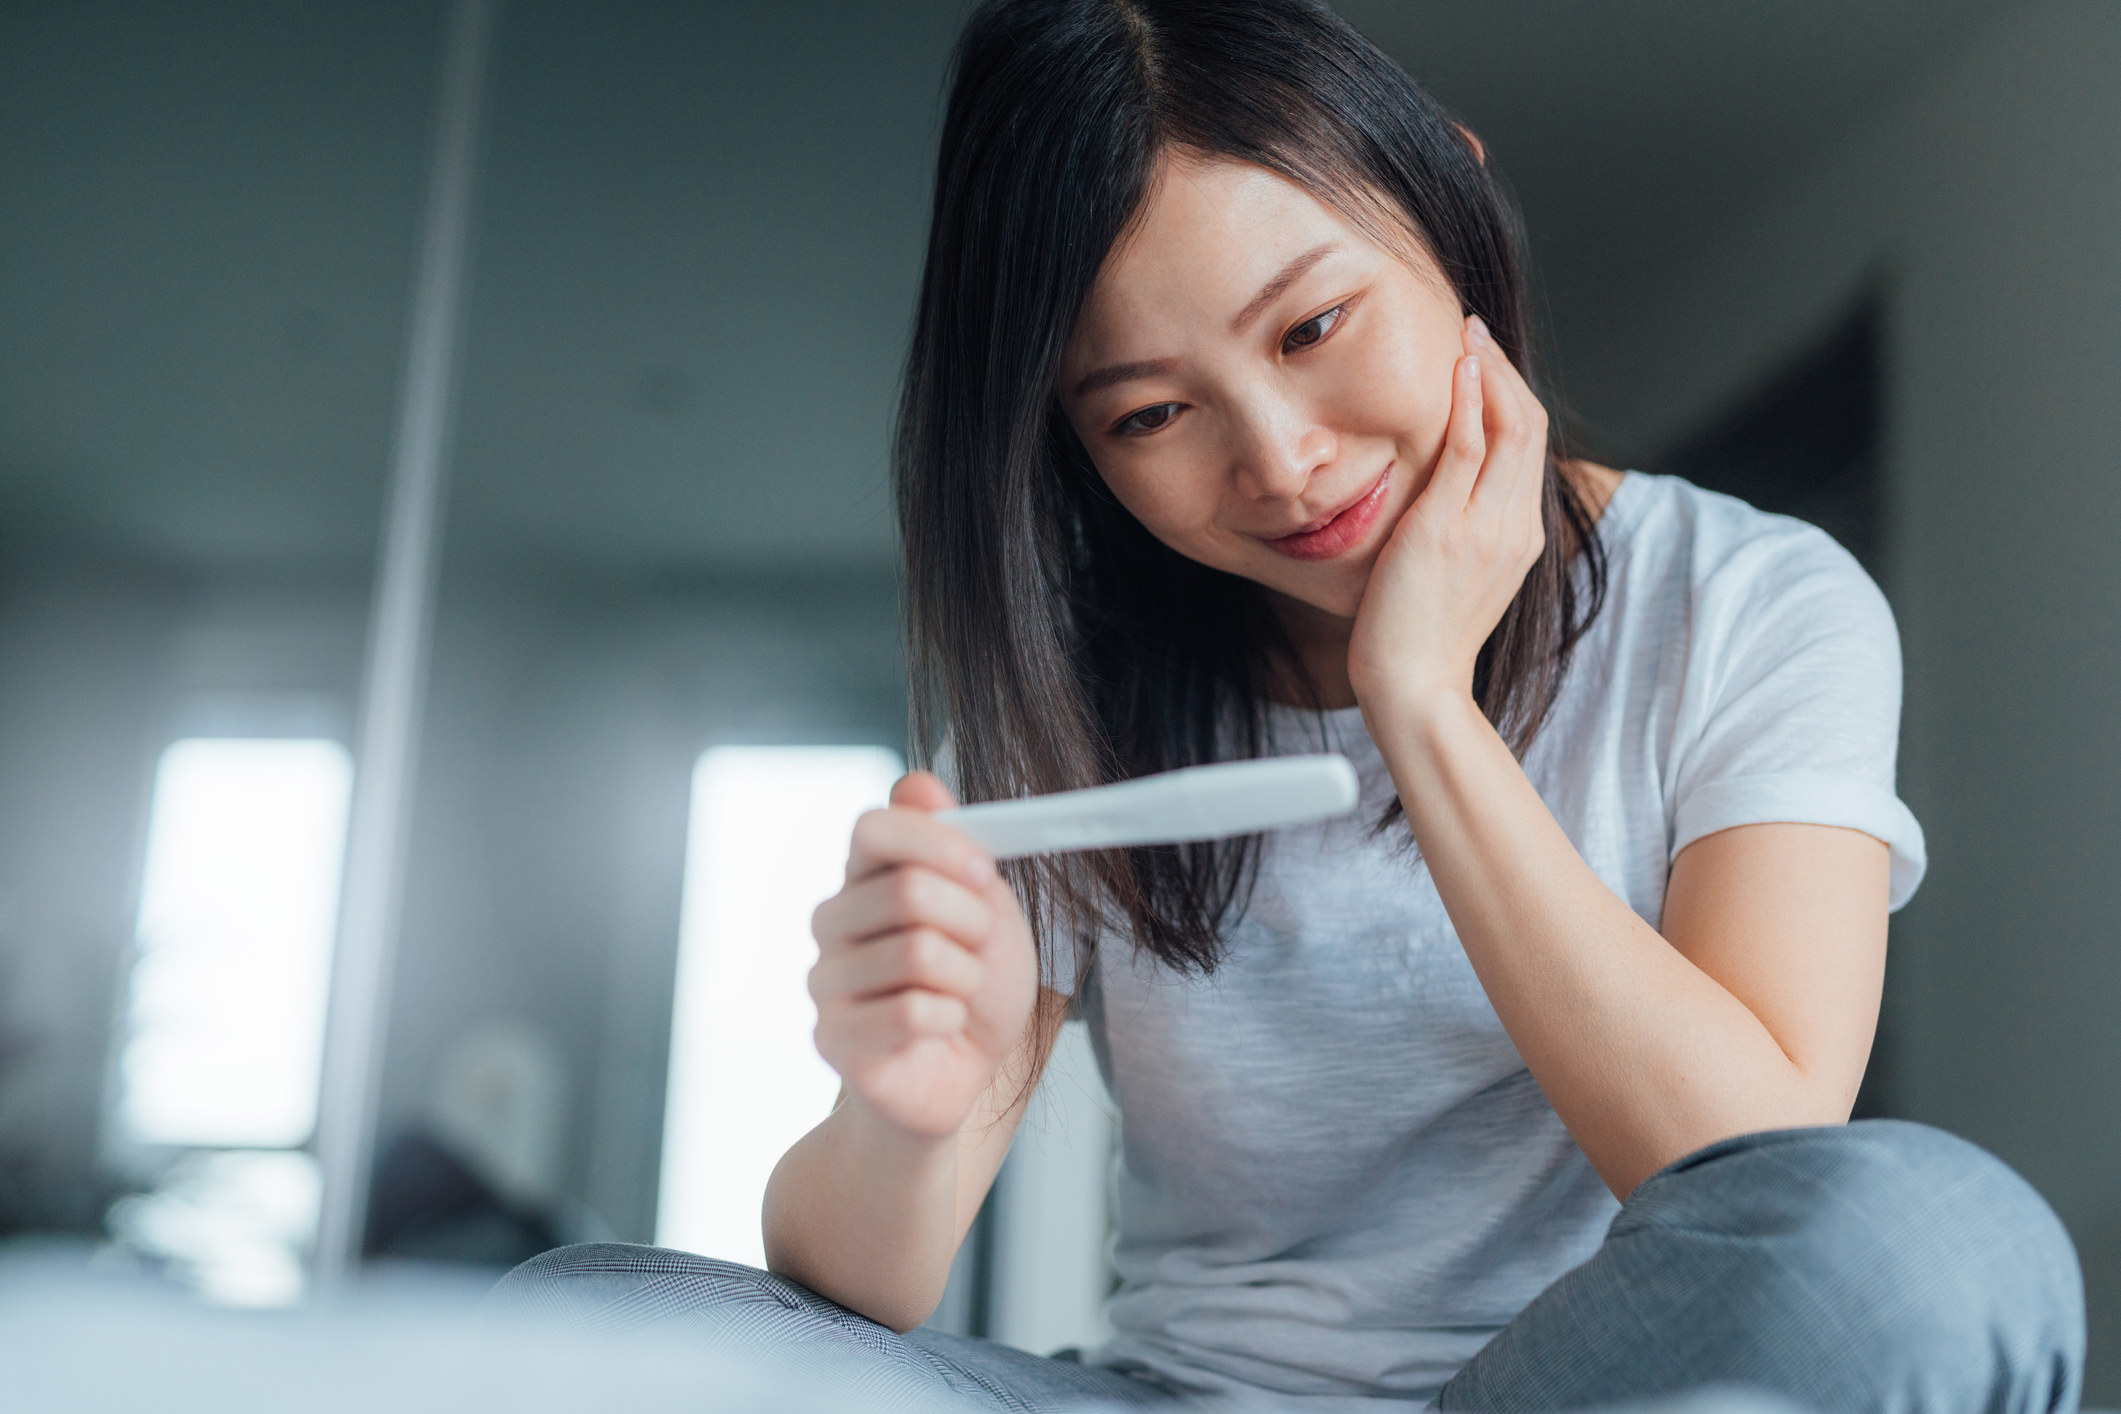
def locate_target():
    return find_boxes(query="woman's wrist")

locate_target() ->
[833,1088,964,1171]
[1356,676,1487,760]
[1359,682,1515,837]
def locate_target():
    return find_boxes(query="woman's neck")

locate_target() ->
[1264,460,1625,713]
[1266,592,1361,710]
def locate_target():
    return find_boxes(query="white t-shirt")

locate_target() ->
[1068,472,1924,1407]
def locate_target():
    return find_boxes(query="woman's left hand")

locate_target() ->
[1346,314,1548,721]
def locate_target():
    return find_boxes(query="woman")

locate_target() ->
[499,1,2084,1408]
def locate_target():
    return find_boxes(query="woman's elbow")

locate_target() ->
[762,1229,948,1335]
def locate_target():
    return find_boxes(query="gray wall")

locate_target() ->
[1555,2,2121,1392]
[0,567,369,1224]
[0,0,423,1233]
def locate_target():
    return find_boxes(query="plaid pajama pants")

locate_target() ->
[490,1122,2086,1413]
[487,1241,1166,1410]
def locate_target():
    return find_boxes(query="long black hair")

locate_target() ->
[897,0,1606,980]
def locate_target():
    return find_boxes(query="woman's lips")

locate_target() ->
[1263,471,1391,561]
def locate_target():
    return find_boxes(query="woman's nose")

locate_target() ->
[1229,400,1335,501]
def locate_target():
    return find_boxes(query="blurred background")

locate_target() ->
[0,0,2112,1399]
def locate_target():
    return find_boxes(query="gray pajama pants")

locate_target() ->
[489,1121,2086,1412]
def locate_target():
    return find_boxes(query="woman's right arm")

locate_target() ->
[761,770,1061,1332]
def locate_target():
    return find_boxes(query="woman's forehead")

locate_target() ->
[1065,157,1366,364]
[1136,154,1348,253]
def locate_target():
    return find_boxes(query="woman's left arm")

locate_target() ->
[1356,319,1889,1200]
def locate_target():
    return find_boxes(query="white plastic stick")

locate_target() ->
[937,755,1360,860]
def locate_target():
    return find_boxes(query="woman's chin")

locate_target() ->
[1307,553,1383,616]
[1259,571,1367,626]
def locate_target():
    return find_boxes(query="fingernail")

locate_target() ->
[1464,354,1480,379]
[969,853,998,885]
[1468,315,1492,346]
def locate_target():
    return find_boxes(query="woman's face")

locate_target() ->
[1058,155,1468,621]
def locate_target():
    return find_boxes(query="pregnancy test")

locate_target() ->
[937,754,1360,860]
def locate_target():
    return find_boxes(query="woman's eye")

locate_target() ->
[1283,303,1347,352]
[1116,402,1180,436]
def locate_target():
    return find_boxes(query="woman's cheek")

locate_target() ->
[1325,335,1453,475]
[1094,453,1217,560]
[1383,367,1456,496]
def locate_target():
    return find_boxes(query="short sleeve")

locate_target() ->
[1668,523,1927,910]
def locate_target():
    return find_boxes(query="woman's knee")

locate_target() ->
[486,1242,820,1333]
[1630,1120,2085,1412]
[485,1245,963,1403]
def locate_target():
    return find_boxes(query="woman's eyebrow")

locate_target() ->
[1068,245,1348,400]
[1072,357,1177,399]
[1069,242,1341,400]
[1230,241,1339,334]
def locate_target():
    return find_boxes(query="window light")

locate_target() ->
[657,745,903,1265]
[116,738,353,1150]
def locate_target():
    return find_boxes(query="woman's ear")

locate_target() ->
[1453,122,1487,167]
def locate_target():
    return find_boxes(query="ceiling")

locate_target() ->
[0,0,2026,578]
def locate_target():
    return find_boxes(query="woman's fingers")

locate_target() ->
[813,925,985,1005]
[844,795,997,893]
[1423,343,1487,514]
[821,989,972,1067]
[813,863,994,951]
[1464,317,1549,518]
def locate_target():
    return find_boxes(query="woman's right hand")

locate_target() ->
[809,771,1040,1143]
